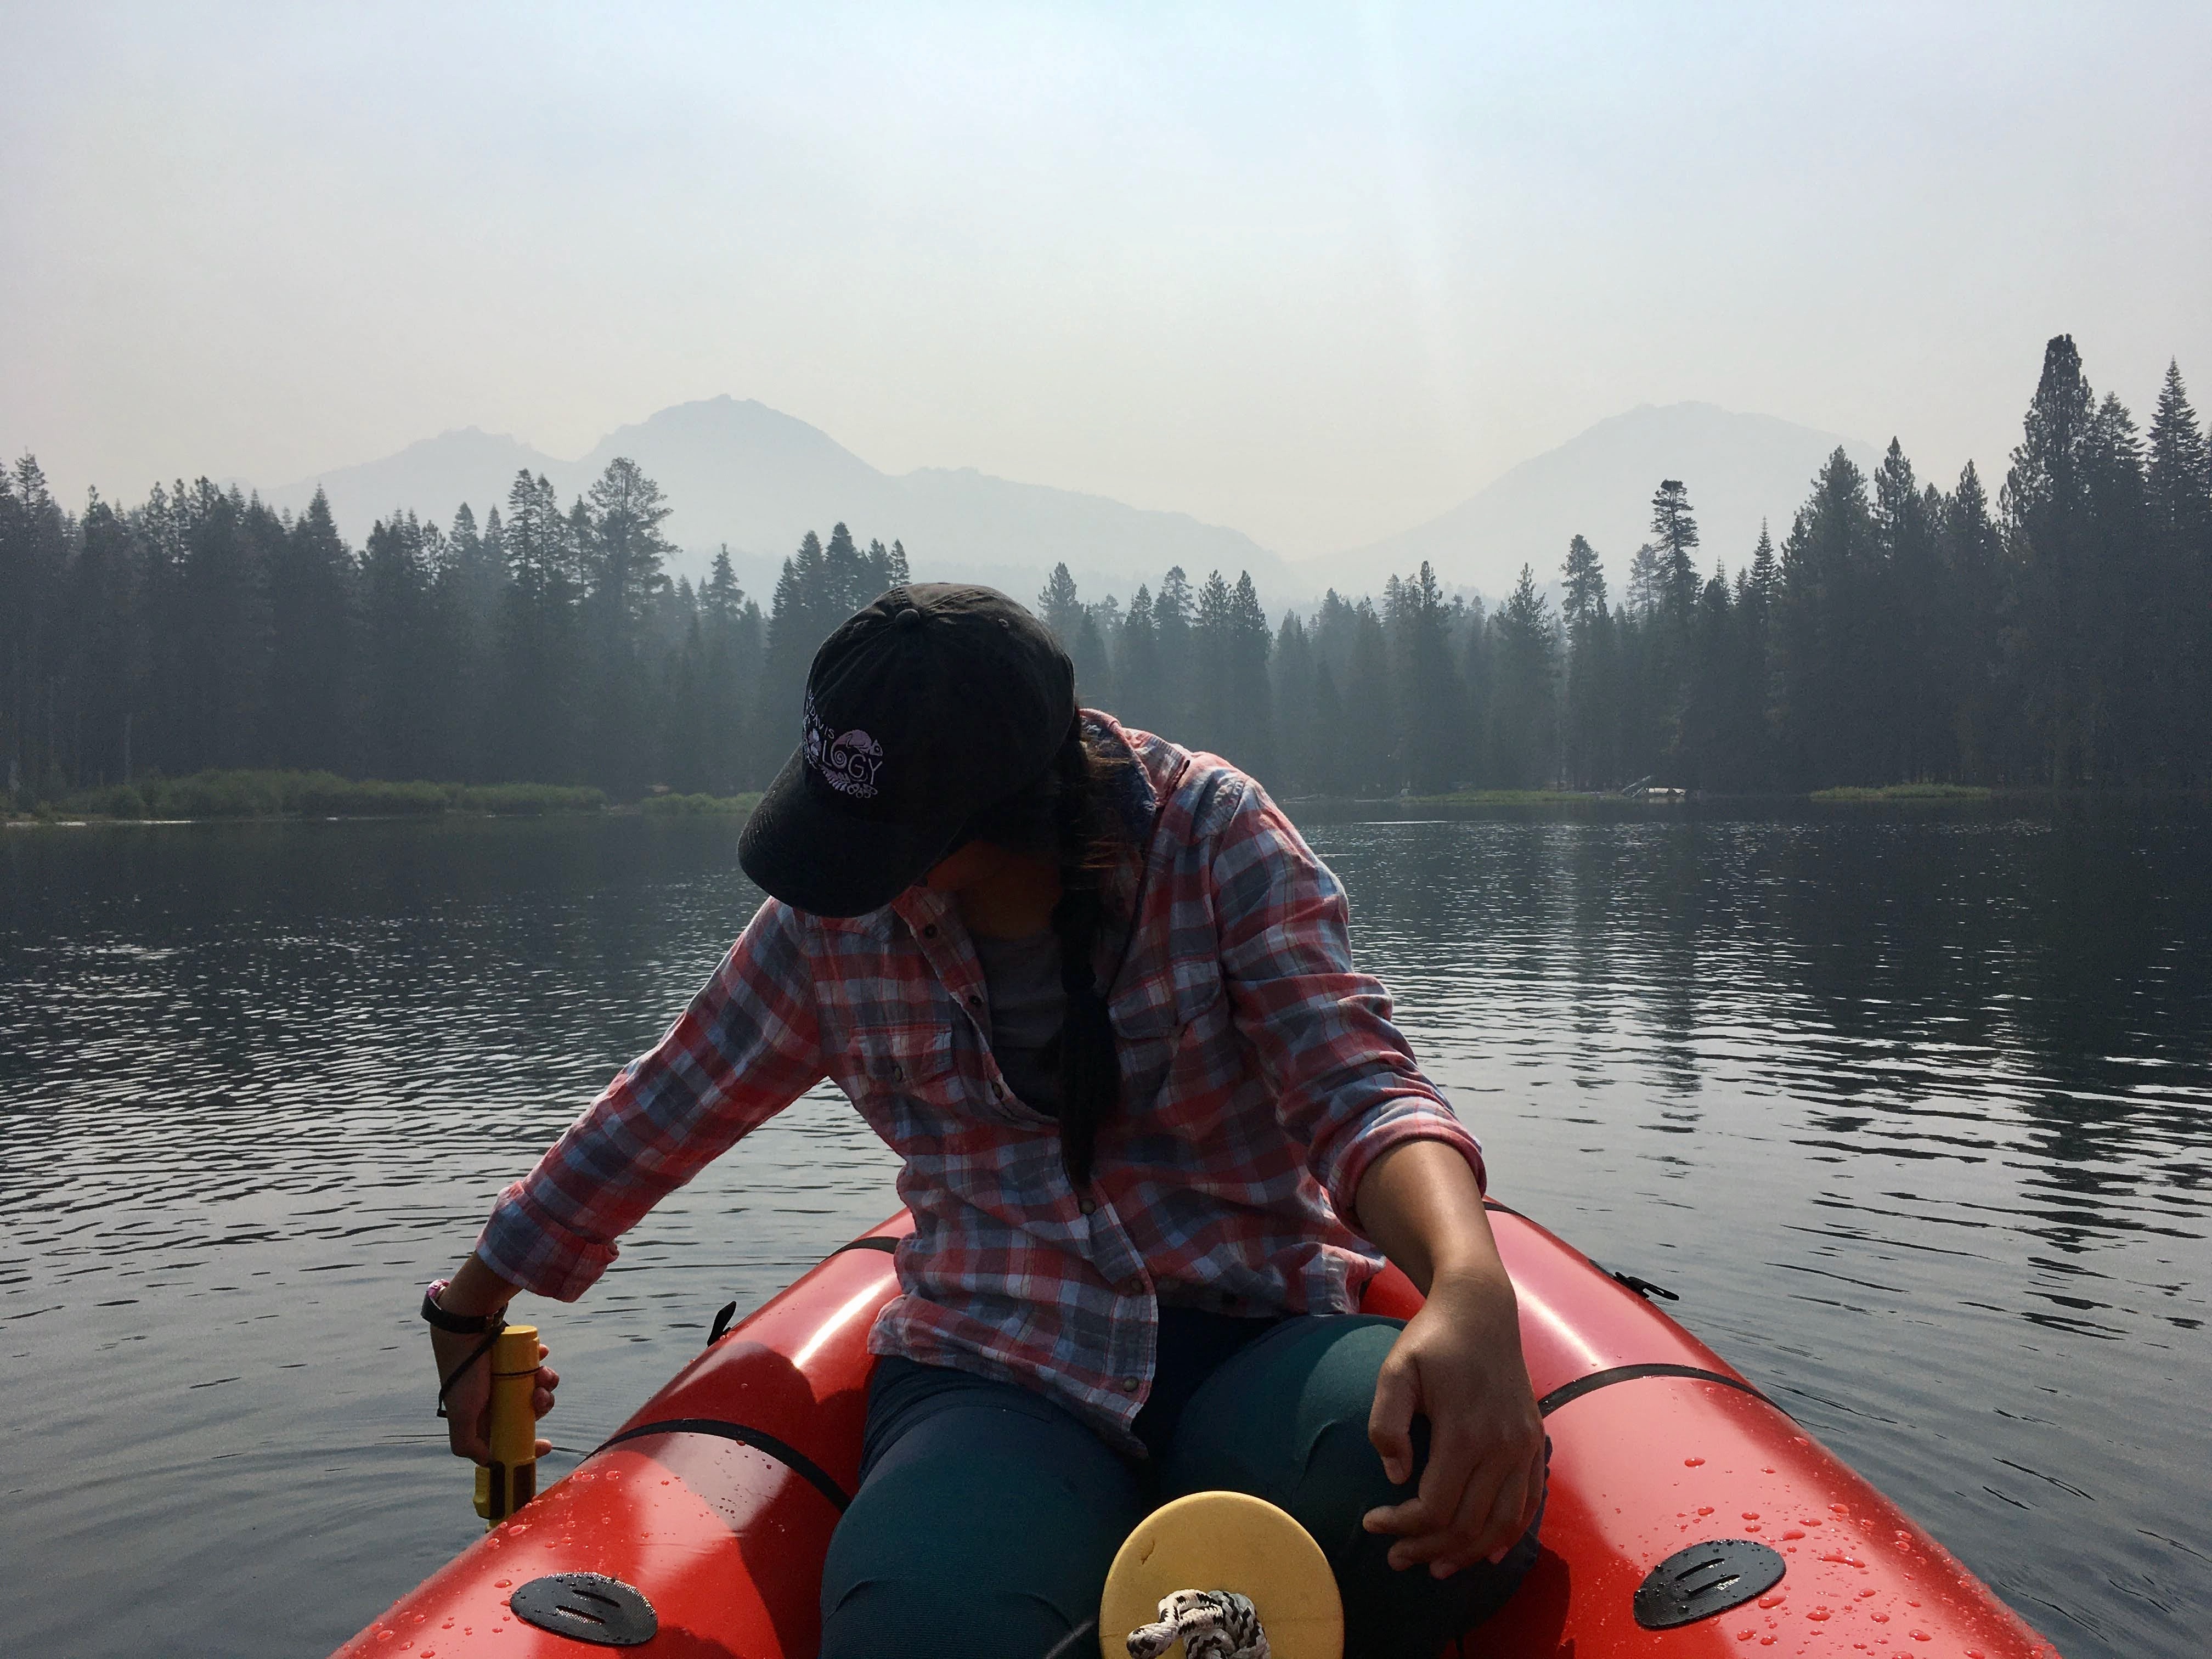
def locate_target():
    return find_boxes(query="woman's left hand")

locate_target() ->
[1359,1267,1545,1576]
[1350,1138,1545,1578]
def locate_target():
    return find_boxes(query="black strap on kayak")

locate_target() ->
[596,1417,852,1511]
[1537,1362,1777,1418]
[830,1235,901,1257]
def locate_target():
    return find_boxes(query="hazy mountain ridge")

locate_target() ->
[1305,403,1883,602]
[269,396,1289,604]
[269,396,1878,610]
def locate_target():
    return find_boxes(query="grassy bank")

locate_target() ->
[43,770,607,821]
[1396,788,1676,807]
[639,791,764,817]
[1810,783,1995,803]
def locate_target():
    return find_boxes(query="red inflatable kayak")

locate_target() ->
[337,1203,2060,1658]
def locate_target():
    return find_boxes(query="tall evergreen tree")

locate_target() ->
[1037,563,1084,643]
[1487,566,1559,788]
[1560,535,1616,789]
[1341,600,1393,793]
[1777,448,1880,785]
[1114,585,1162,735]
[1940,463,2007,781]
[2145,362,2211,780]
[1154,566,1194,740]
[581,457,674,794]
[1872,439,1947,781]
[1391,562,1464,792]
[1650,479,1702,624]
[496,470,581,783]
[1271,611,1318,793]
[360,512,439,779]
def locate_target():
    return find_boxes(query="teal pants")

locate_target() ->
[818,1312,1543,1659]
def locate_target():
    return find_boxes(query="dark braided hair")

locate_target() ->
[954,719,1132,1189]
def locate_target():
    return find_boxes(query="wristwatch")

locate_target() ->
[421,1277,505,1334]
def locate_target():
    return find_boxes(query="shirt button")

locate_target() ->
[966,993,981,1007]
[923,924,938,939]
[1078,1197,1097,1216]
[1118,1277,1144,1296]
[1120,1376,1141,1394]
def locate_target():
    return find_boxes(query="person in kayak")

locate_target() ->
[424,583,1546,1659]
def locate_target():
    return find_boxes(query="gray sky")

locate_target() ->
[4,2,2207,557]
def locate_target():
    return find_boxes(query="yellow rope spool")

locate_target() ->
[1099,1490,1343,1659]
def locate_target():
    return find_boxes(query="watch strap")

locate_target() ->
[421,1279,502,1334]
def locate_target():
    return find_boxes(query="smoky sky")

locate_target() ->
[3,2,2207,556]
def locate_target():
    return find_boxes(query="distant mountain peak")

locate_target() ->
[1302,402,1878,602]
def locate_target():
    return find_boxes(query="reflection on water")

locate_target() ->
[2,806,2206,1658]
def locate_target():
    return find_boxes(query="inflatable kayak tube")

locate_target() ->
[336,1204,2060,1658]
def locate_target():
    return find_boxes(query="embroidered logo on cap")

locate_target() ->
[803,692,885,799]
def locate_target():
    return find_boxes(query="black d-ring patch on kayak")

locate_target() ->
[830,1235,901,1257]
[1538,1363,1773,1418]
[596,1418,851,1511]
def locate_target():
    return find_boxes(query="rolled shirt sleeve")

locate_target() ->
[1207,776,1486,1223]
[475,898,827,1300]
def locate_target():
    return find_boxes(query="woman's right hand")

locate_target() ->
[428,1256,558,1463]
[432,1326,559,1463]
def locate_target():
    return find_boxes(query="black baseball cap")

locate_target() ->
[738,583,1077,916]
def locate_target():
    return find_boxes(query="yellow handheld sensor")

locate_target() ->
[471,1324,541,1528]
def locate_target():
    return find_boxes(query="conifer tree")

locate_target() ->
[582,457,675,794]
[1227,571,1276,782]
[1559,535,1613,788]
[2146,362,2211,779]
[1650,479,1702,624]
[1037,563,1084,644]
[1114,585,1162,735]
[1071,608,1111,711]
[758,529,828,768]
[264,488,354,774]
[1487,566,1559,788]
[1341,600,1393,793]
[496,471,581,783]
[1272,611,1318,793]
[1941,464,2006,781]
[360,512,438,780]
[1392,562,1463,792]
[1873,439,1946,780]
[59,493,138,787]
[2002,335,2099,783]
[1154,566,1194,740]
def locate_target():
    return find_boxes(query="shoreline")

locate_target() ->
[13,782,2207,831]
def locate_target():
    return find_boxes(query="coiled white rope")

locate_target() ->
[1125,1589,1269,1659]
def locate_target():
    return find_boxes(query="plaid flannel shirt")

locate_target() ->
[476,713,1484,1447]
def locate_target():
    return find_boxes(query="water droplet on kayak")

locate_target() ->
[1685,1456,1706,1466]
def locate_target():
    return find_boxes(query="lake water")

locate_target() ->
[2,804,2206,1658]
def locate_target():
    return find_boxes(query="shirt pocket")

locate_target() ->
[849,1021,959,1102]
[1110,961,1225,1107]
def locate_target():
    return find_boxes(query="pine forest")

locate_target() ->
[5,336,2208,814]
